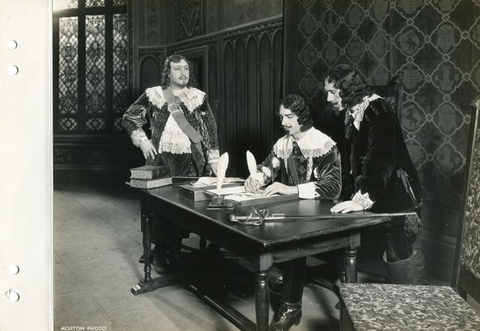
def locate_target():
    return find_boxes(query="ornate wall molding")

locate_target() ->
[144,0,162,46]
[168,15,283,51]
[177,0,203,41]
[223,15,283,39]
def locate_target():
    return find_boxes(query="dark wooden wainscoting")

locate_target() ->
[53,134,144,186]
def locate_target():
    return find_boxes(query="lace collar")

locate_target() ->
[348,94,381,130]
[146,86,205,111]
[273,127,336,159]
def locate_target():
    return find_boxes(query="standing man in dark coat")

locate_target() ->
[122,55,220,273]
[325,64,427,284]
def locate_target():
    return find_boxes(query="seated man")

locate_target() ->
[245,94,342,331]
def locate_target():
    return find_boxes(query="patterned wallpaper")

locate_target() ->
[285,0,480,237]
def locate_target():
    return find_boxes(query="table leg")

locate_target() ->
[344,248,358,283]
[142,210,153,283]
[255,269,270,331]
[131,209,177,295]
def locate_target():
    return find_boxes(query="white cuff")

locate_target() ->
[131,129,148,147]
[298,182,317,199]
[207,149,220,164]
[352,191,374,210]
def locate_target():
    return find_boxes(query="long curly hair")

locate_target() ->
[325,64,373,109]
[279,94,313,132]
[160,54,196,88]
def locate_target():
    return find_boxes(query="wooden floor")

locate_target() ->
[53,181,389,331]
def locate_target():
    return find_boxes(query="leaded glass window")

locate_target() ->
[85,15,106,118]
[58,17,79,131]
[85,0,104,7]
[53,0,127,134]
[54,0,78,11]
[112,13,128,131]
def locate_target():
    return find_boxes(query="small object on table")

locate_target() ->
[207,195,235,210]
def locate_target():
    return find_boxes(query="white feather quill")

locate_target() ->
[216,152,229,194]
[246,150,257,177]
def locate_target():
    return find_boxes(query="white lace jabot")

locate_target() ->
[145,86,206,154]
[348,94,382,131]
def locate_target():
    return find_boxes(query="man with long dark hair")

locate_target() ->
[325,64,427,285]
[123,54,220,273]
[245,94,342,331]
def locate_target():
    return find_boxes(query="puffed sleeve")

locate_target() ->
[258,150,282,184]
[122,93,150,145]
[297,146,342,200]
[198,96,220,163]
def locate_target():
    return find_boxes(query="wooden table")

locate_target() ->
[131,183,392,331]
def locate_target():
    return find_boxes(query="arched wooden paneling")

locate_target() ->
[140,55,162,91]
[259,33,274,158]
[234,39,248,177]
[247,36,260,157]
[223,42,236,175]
[272,30,284,142]
[208,44,218,118]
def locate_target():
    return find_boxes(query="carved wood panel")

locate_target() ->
[220,19,283,177]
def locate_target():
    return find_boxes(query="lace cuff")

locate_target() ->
[131,129,148,147]
[207,149,220,164]
[352,191,374,210]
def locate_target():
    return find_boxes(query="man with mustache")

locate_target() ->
[123,54,220,273]
[325,64,427,285]
[245,94,342,331]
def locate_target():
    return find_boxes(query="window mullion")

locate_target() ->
[105,10,113,132]
[78,13,86,132]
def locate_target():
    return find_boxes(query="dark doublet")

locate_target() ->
[342,98,422,213]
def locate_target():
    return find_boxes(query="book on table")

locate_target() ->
[128,176,173,189]
[130,165,170,180]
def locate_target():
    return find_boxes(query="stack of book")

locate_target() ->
[128,165,172,189]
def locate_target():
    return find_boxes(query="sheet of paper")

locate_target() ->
[205,185,283,202]
[190,177,245,187]
[206,185,247,196]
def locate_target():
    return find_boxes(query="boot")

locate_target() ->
[270,258,305,331]
[383,251,417,284]
[412,232,430,284]
[269,302,302,331]
[152,244,169,274]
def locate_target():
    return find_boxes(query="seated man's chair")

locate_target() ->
[339,96,480,331]
[372,71,404,117]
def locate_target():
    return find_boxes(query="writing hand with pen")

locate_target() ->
[244,176,298,197]
[244,150,297,197]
